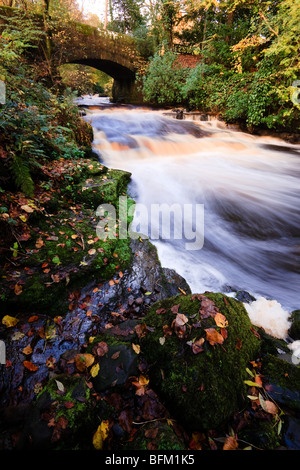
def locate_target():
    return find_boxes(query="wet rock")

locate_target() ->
[235,290,256,303]
[139,293,261,431]
[91,342,139,392]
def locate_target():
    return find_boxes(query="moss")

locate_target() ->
[238,418,281,450]
[0,160,133,316]
[289,310,300,340]
[262,354,300,395]
[140,293,261,431]
[124,421,186,450]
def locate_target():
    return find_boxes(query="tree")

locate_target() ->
[108,0,146,34]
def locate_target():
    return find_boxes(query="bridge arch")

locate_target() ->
[53,23,146,103]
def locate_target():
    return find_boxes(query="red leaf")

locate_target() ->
[64,401,74,409]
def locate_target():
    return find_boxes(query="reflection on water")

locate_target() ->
[84,104,300,312]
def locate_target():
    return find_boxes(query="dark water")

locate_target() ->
[83,100,300,314]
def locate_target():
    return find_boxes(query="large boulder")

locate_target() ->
[139,293,261,431]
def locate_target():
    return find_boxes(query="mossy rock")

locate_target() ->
[124,421,186,450]
[261,354,300,413]
[139,293,261,431]
[20,375,97,449]
[238,418,281,450]
[289,310,300,340]
[74,168,132,209]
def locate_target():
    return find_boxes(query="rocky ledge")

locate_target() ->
[1,158,300,451]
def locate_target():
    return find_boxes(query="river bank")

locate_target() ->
[1,100,300,451]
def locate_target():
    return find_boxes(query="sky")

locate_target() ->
[77,0,106,21]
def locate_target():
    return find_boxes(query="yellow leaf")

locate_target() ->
[132,343,140,354]
[21,204,34,213]
[138,375,149,386]
[93,420,110,450]
[214,312,228,328]
[22,345,33,355]
[2,315,19,328]
[75,353,94,371]
[91,363,100,378]
[19,215,27,222]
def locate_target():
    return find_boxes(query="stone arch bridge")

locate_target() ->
[0,6,146,103]
[52,21,147,103]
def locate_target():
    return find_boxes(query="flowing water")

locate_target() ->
[80,96,300,336]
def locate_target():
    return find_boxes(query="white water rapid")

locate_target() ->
[81,98,300,339]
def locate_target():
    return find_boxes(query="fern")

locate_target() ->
[10,154,34,197]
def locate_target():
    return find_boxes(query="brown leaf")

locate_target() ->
[35,237,44,248]
[192,337,205,354]
[75,353,94,371]
[28,315,38,323]
[174,313,188,327]
[170,304,180,314]
[205,328,224,346]
[93,341,108,357]
[64,401,74,409]
[223,436,238,450]
[23,360,39,371]
[163,324,173,338]
[111,351,120,360]
[22,345,33,355]
[199,296,219,319]
[14,284,23,296]
[156,308,166,315]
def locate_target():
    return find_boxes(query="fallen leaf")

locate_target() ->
[223,436,238,450]
[14,284,23,296]
[23,361,39,371]
[28,315,38,323]
[64,401,74,409]
[192,337,205,354]
[111,351,120,360]
[2,315,19,328]
[214,312,228,328]
[259,394,278,414]
[132,343,140,354]
[88,248,96,255]
[205,328,224,346]
[55,379,65,392]
[75,353,94,371]
[174,313,188,327]
[21,204,34,213]
[156,308,166,315]
[91,363,100,378]
[93,341,108,357]
[93,420,110,450]
[22,345,33,355]
[35,237,44,248]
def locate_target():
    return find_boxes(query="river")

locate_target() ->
[77,96,300,337]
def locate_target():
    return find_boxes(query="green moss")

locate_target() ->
[262,354,300,394]
[238,418,281,450]
[140,293,261,431]
[289,310,300,340]
[124,422,186,450]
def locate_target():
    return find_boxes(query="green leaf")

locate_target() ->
[52,256,61,265]
[244,380,262,388]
